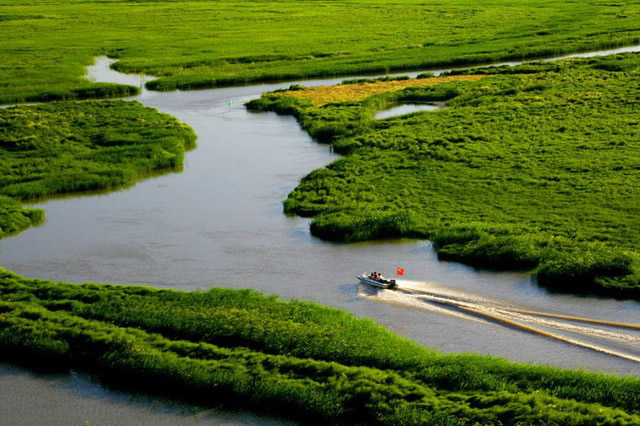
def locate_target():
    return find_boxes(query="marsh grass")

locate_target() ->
[3,0,640,102]
[0,196,44,239]
[247,53,640,298]
[0,100,196,235]
[1,269,640,424]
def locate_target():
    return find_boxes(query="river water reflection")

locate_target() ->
[1,46,640,424]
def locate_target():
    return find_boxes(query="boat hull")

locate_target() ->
[357,274,397,289]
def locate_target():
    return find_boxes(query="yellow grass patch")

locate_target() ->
[278,75,490,106]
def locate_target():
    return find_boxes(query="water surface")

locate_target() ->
[374,102,445,119]
[0,363,294,426]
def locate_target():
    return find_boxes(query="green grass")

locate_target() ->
[0,100,196,234]
[0,196,44,239]
[247,53,640,298]
[1,268,640,424]
[2,0,640,102]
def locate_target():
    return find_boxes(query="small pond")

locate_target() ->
[374,101,445,119]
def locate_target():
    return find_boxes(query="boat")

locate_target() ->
[356,272,398,289]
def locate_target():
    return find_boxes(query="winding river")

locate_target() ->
[2,45,640,425]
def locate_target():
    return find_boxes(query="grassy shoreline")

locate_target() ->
[0,100,196,236]
[1,268,640,424]
[144,39,640,93]
[3,0,640,103]
[247,53,640,299]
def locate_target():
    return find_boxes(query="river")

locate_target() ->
[1,45,640,425]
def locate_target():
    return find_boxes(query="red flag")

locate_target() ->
[396,267,405,276]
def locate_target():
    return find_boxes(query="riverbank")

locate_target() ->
[0,100,196,239]
[3,0,640,103]
[247,52,640,299]
[2,268,640,424]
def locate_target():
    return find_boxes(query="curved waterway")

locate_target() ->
[2,46,640,424]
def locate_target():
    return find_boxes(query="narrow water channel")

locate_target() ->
[1,46,640,425]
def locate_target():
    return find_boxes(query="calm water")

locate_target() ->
[374,102,445,119]
[2,46,640,425]
[0,363,296,426]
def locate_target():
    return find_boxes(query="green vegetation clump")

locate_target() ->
[3,0,640,102]
[0,196,44,239]
[1,268,640,424]
[248,53,640,298]
[342,76,411,85]
[0,100,196,233]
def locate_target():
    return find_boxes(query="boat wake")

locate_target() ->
[359,280,640,364]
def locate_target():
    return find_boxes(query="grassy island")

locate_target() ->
[0,100,196,236]
[247,53,640,298]
[1,269,640,424]
[3,0,640,102]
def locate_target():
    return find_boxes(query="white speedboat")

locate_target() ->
[357,272,398,289]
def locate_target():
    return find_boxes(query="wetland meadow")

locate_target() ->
[1,0,640,424]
